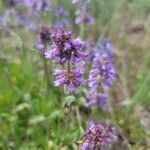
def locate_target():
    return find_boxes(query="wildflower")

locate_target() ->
[44,28,85,92]
[36,25,51,53]
[75,6,94,25]
[86,39,115,108]
[45,29,85,64]
[86,89,107,108]
[89,53,115,89]
[52,5,69,28]
[25,0,51,13]
[74,1,94,25]
[96,38,114,57]
[82,120,117,150]
[54,64,84,92]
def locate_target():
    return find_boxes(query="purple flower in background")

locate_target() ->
[86,89,107,108]
[96,38,114,57]
[36,25,52,54]
[82,120,117,150]
[74,0,94,25]
[45,28,85,64]
[86,39,115,108]
[54,65,84,92]
[24,0,51,13]
[53,5,69,28]
[54,5,68,17]
[53,19,69,28]
[75,6,94,25]
[89,53,115,89]
[85,41,95,63]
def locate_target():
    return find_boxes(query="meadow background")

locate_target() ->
[0,0,150,149]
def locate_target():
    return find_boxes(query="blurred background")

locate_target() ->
[0,0,150,149]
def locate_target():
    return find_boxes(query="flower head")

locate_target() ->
[35,25,51,54]
[74,1,94,25]
[86,39,115,108]
[44,28,85,92]
[45,28,85,64]
[75,6,94,24]
[54,65,84,92]
[86,89,107,108]
[89,53,115,89]
[82,121,117,150]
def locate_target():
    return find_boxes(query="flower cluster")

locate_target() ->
[36,25,52,54]
[25,0,51,15]
[0,0,52,30]
[82,120,117,150]
[54,66,84,92]
[73,0,94,25]
[53,5,69,28]
[45,28,85,92]
[86,39,115,108]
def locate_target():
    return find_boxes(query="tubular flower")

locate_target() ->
[86,89,107,108]
[89,53,115,89]
[54,64,84,92]
[45,28,85,64]
[86,39,115,108]
[82,121,117,150]
[36,25,52,54]
[44,28,85,93]
[74,0,94,25]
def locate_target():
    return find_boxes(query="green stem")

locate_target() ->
[80,24,85,39]
[75,106,84,134]
[43,57,50,99]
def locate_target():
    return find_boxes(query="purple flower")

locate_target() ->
[52,5,69,28]
[75,11,94,25]
[54,5,68,17]
[25,0,51,13]
[53,19,69,28]
[85,41,95,63]
[44,28,85,92]
[86,39,115,108]
[86,89,107,108]
[96,38,114,57]
[54,65,84,93]
[35,25,51,54]
[89,53,115,89]
[75,1,94,25]
[82,120,117,150]
[45,29,85,64]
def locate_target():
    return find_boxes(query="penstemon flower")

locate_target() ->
[82,120,117,150]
